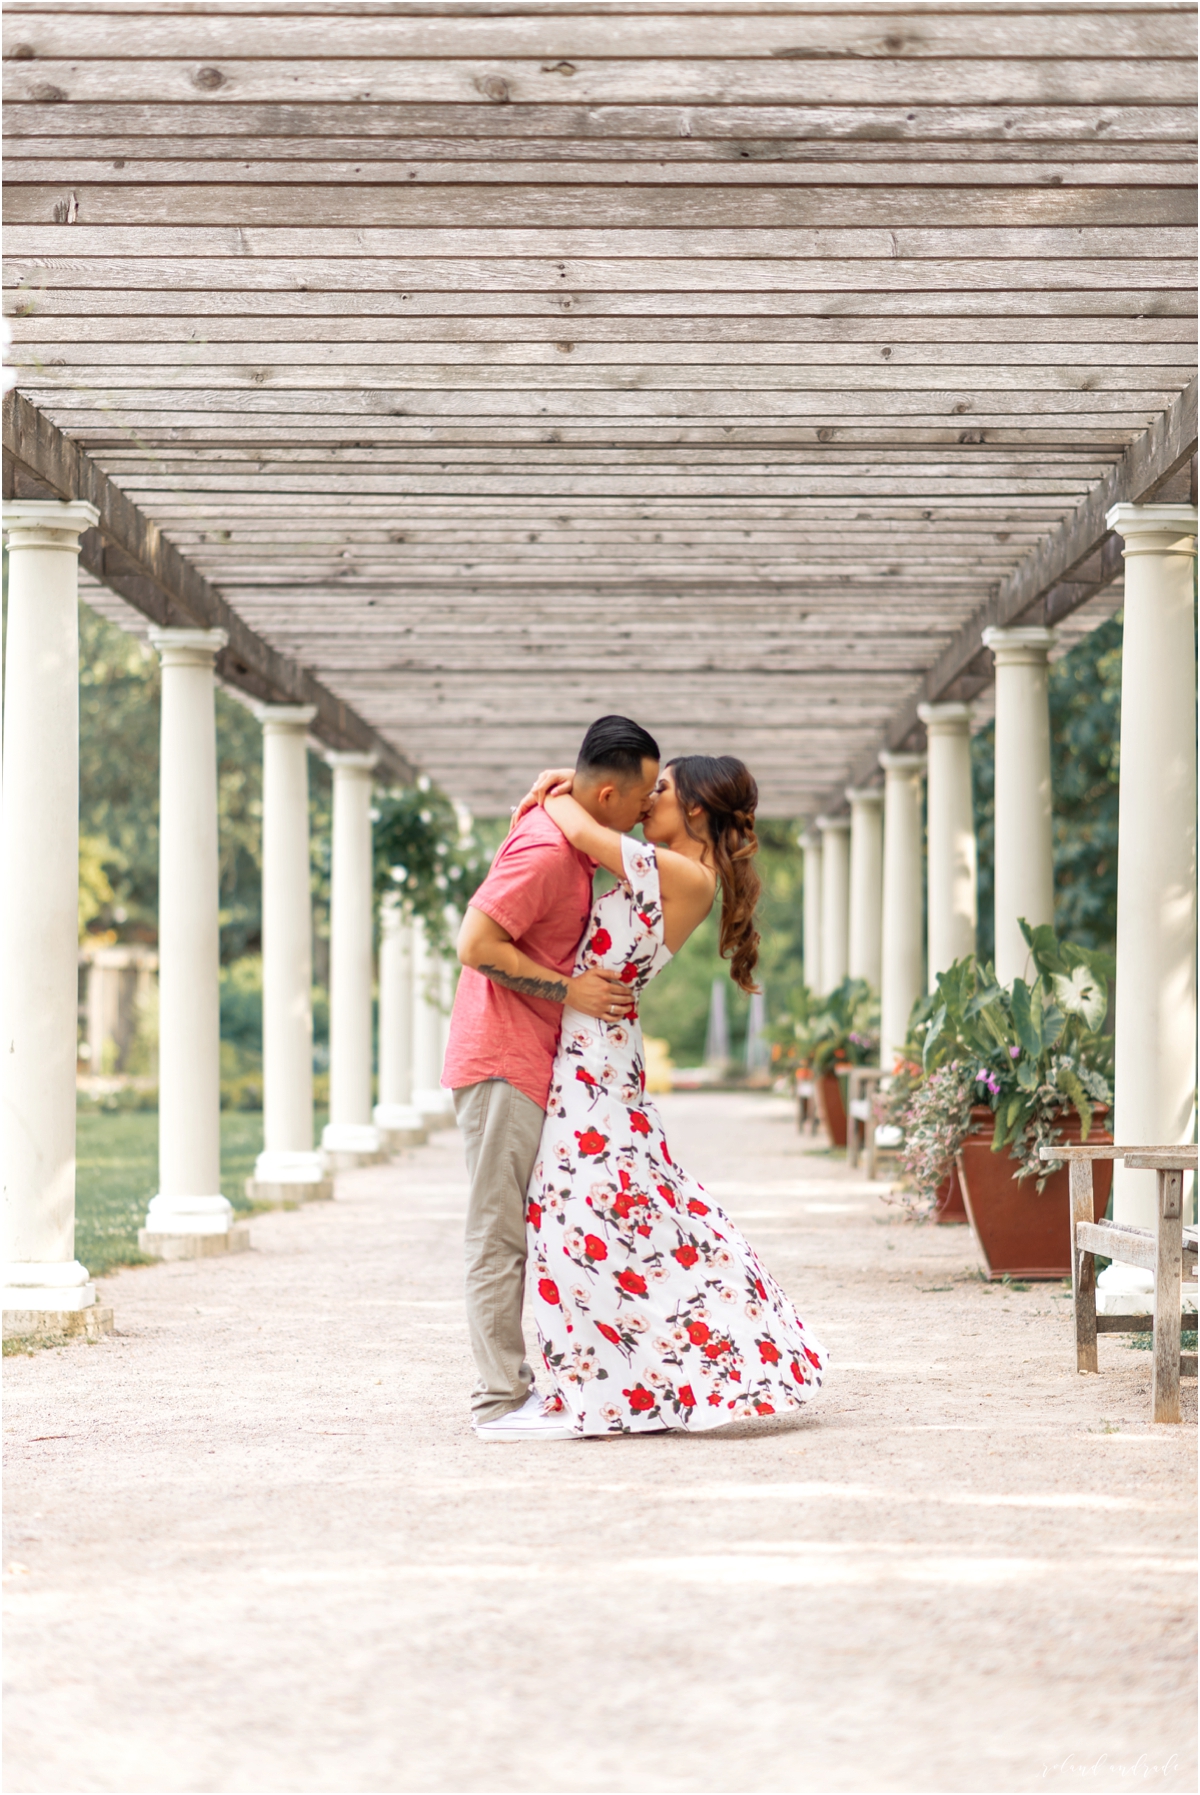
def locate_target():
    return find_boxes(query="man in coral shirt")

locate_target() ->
[447,716,660,1440]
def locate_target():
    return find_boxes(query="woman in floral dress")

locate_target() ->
[514,754,826,1436]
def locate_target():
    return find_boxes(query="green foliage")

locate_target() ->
[910,920,1113,1187]
[974,612,1124,962]
[371,781,493,954]
[786,977,879,1075]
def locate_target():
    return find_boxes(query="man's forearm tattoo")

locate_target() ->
[477,962,568,1004]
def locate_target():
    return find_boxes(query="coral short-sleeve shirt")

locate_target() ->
[443,806,596,1111]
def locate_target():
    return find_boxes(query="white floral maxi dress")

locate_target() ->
[527,835,827,1434]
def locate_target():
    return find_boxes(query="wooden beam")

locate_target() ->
[828,377,1197,807]
[1,390,414,784]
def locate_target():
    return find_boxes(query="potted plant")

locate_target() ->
[790,978,879,1149]
[884,923,1114,1276]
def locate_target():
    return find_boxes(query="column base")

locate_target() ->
[413,1088,457,1131]
[246,1150,333,1206]
[373,1103,428,1151]
[138,1221,252,1262]
[4,1305,114,1349]
[1097,1261,1154,1316]
[2,1260,97,1310]
[321,1120,387,1171]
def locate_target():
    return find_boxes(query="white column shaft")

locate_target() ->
[375,898,423,1134]
[879,753,925,1072]
[846,789,884,990]
[919,702,978,984]
[412,916,451,1116]
[256,706,321,1186]
[2,501,99,1310]
[801,832,822,993]
[323,755,380,1156]
[1107,504,1198,1245]
[818,820,850,993]
[145,629,230,1236]
[983,628,1055,986]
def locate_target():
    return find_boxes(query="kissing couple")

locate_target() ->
[443,715,826,1441]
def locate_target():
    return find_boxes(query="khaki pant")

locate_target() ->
[454,1078,545,1422]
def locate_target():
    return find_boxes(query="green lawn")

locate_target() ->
[75,1110,299,1275]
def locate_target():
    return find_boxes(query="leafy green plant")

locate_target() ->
[785,977,879,1076]
[902,920,1113,1191]
[371,782,493,954]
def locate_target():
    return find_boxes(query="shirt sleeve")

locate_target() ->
[469,828,567,943]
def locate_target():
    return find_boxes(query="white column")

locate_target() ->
[800,829,823,993]
[412,916,454,1125]
[846,786,884,991]
[1,499,112,1333]
[982,627,1056,986]
[374,897,426,1148]
[250,705,330,1203]
[1100,503,1198,1310]
[321,753,382,1166]
[817,817,850,993]
[918,701,978,985]
[879,751,926,1072]
[141,628,245,1257]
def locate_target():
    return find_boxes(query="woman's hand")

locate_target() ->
[509,767,576,831]
[566,966,636,1020]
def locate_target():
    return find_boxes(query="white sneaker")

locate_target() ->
[473,1389,577,1443]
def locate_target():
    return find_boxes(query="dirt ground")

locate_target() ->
[4,1092,1195,1795]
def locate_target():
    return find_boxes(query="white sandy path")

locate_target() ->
[4,1092,1196,1795]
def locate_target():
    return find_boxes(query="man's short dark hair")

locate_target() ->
[577,715,660,781]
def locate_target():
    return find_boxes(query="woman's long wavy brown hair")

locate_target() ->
[667,754,761,992]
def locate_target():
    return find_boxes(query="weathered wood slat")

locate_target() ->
[5,58,1195,107]
[6,10,1194,60]
[17,360,1186,392]
[8,155,1197,187]
[9,223,1195,258]
[10,183,1195,229]
[5,101,1195,146]
[12,286,1192,318]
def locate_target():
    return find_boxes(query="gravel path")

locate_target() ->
[4,1093,1195,1794]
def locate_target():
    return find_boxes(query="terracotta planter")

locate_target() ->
[816,1070,848,1147]
[933,1163,968,1225]
[956,1106,1112,1280]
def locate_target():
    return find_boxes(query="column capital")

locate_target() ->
[148,626,228,667]
[1105,502,1198,557]
[845,785,883,808]
[326,750,378,774]
[879,750,925,775]
[799,828,822,854]
[2,497,99,550]
[918,700,973,733]
[256,702,317,732]
[982,625,1056,666]
[816,813,850,834]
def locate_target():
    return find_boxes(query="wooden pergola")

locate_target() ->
[3,0,1197,814]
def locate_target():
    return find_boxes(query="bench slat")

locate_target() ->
[1076,1220,1158,1272]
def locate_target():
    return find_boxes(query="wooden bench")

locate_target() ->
[1039,1142,1198,1424]
[846,1066,888,1175]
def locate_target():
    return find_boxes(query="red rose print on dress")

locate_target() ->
[758,1339,781,1365]
[576,1067,599,1090]
[617,1268,648,1298]
[686,1320,710,1345]
[589,928,612,955]
[575,1128,607,1157]
[687,1198,709,1216]
[754,1401,775,1416]
[538,1278,560,1305]
[802,1344,822,1368]
[528,1201,543,1232]
[596,1322,621,1345]
[678,1385,697,1408]
[629,1111,651,1137]
[624,1385,656,1412]
[584,1234,608,1262]
[620,963,639,985]
[673,1244,699,1269]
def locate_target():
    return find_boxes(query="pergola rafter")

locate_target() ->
[3,0,1196,813]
